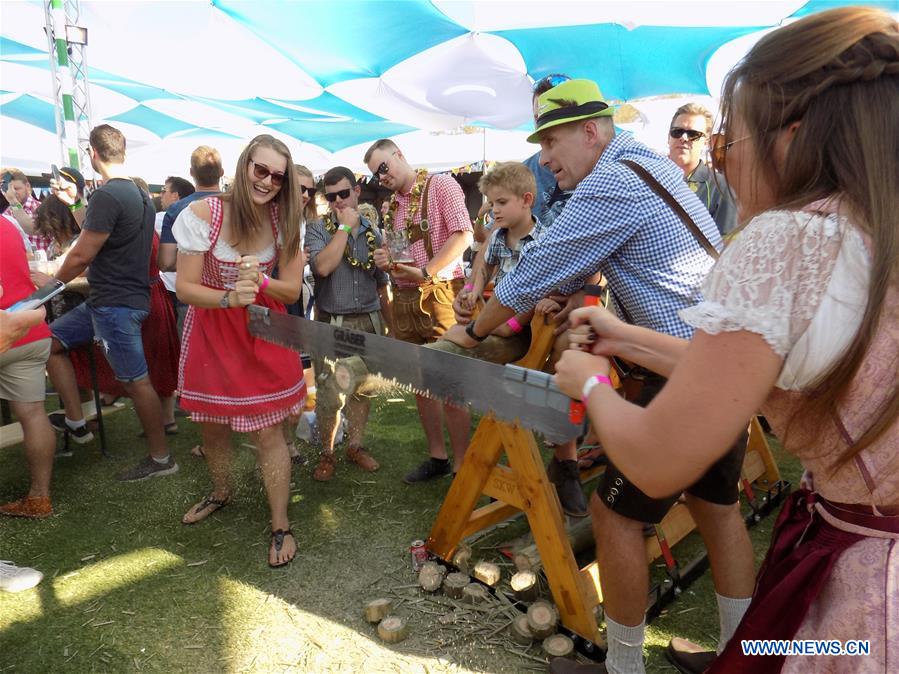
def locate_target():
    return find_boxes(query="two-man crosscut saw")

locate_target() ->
[247,305,581,444]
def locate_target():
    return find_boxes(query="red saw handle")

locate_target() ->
[568,286,603,424]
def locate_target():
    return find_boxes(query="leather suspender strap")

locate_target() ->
[419,176,434,260]
[619,159,720,261]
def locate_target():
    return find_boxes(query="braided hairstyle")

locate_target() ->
[719,6,899,467]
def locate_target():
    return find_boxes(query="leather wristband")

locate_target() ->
[581,374,613,402]
[465,321,488,342]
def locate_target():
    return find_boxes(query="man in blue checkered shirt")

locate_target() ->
[444,79,755,674]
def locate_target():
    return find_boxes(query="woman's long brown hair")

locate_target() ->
[719,7,899,468]
[293,164,319,225]
[222,134,302,263]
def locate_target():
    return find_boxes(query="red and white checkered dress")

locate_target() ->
[177,197,305,432]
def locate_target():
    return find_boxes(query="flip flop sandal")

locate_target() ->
[182,493,231,525]
[269,529,296,568]
[190,445,206,459]
[137,422,179,438]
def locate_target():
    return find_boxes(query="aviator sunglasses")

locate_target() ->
[324,188,352,202]
[250,161,285,186]
[669,127,706,142]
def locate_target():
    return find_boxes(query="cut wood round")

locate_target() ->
[510,570,539,602]
[472,561,501,587]
[418,561,446,593]
[542,634,574,658]
[510,614,534,646]
[462,582,490,604]
[443,572,469,599]
[526,600,558,639]
[513,518,595,573]
[331,356,370,395]
[377,615,409,643]
[452,543,472,574]
[363,598,394,624]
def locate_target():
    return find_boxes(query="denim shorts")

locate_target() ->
[50,303,150,382]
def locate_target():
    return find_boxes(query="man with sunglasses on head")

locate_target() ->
[523,73,574,227]
[364,140,473,484]
[667,103,737,238]
[305,166,391,481]
[443,80,754,674]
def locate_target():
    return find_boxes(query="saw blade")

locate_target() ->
[247,306,581,443]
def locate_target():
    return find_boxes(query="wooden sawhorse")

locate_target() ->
[426,317,786,647]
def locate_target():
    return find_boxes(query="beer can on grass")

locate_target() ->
[410,540,428,572]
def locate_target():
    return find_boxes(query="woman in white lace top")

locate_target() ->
[554,7,898,674]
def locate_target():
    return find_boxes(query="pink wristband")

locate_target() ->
[581,374,613,402]
[506,317,523,334]
[463,284,473,291]
[258,273,270,294]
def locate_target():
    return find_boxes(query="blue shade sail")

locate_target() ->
[107,104,197,138]
[494,23,761,100]
[264,118,415,153]
[212,0,469,87]
[2,94,57,133]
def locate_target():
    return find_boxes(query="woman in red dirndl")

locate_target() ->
[173,135,306,567]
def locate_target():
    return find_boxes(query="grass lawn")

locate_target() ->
[0,395,801,673]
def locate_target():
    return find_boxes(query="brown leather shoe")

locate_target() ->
[666,637,717,674]
[0,496,52,519]
[346,446,379,472]
[313,452,337,481]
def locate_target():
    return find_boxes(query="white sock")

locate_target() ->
[605,615,646,674]
[152,454,171,465]
[65,417,86,430]
[717,593,752,654]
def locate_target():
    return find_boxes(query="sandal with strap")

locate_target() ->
[182,493,231,525]
[269,529,296,568]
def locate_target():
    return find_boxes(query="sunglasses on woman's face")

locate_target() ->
[324,188,352,202]
[710,134,752,175]
[669,127,706,142]
[300,185,316,196]
[250,161,285,186]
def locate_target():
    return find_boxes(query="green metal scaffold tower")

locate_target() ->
[43,0,92,177]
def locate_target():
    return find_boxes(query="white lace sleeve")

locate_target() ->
[172,205,211,255]
[679,210,849,358]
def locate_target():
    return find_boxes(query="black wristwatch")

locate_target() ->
[465,321,488,342]
[420,266,432,283]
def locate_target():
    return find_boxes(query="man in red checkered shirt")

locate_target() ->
[366,139,474,484]
[2,168,50,253]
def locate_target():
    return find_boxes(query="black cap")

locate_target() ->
[59,166,85,194]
